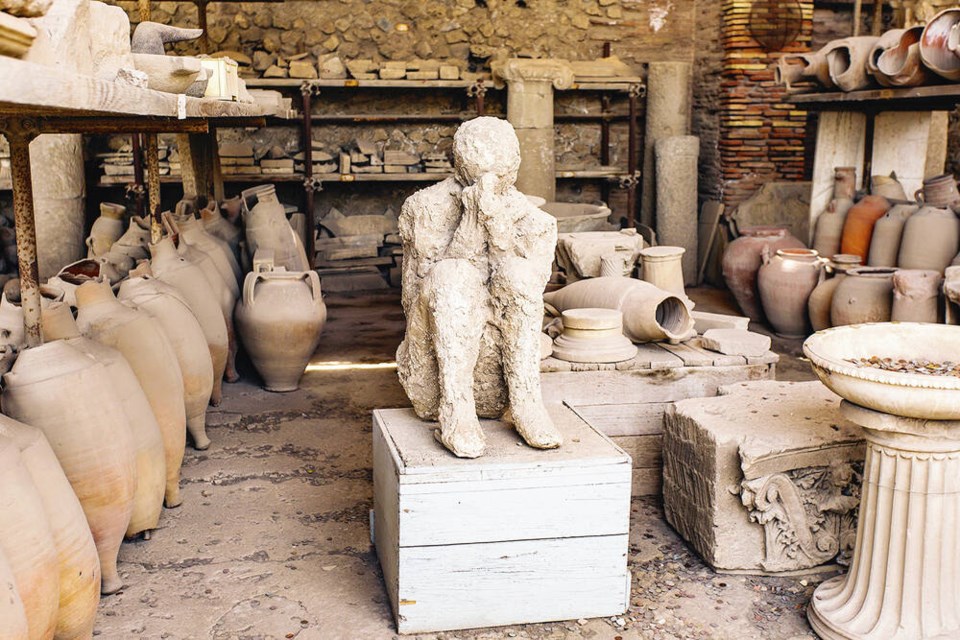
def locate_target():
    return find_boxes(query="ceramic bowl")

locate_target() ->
[803,322,960,420]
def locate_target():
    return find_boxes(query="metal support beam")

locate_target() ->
[144,134,163,243]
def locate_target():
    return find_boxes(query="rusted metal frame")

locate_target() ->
[467,80,487,116]
[144,134,163,243]
[194,0,210,54]
[600,92,612,215]
[131,133,146,217]
[0,118,42,346]
[625,83,644,228]
[872,0,884,35]
[301,81,321,267]
[32,117,208,135]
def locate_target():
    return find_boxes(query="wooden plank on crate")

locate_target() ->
[631,468,662,496]
[659,341,716,367]
[634,343,684,369]
[566,402,670,437]
[610,434,663,469]
[314,256,394,269]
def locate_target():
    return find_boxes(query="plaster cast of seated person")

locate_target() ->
[396,116,562,458]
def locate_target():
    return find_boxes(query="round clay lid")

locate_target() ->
[561,307,623,331]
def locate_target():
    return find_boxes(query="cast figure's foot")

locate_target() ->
[435,413,486,458]
[507,402,563,450]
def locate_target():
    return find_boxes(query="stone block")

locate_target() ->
[691,310,749,334]
[407,69,439,80]
[439,64,460,80]
[382,150,419,165]
[379,68,406,80]
[663,380,864,574]
[700,329,770,357]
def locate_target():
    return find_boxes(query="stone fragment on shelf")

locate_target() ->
[384,60,408,69]
[407,69,439,80]
[263,64,287,78]
[379,68,406,80]
[219,141,254,158]
[383,165,407,174]
[383,150,420,166]
[353,165,383,173]
[346,58,375,77]
[356,140,378,156]
[288,59,317,79]
[318,55,346,79]
[313,162,337,173]
[220,157,255,166]
[261,158,294,170]
[252,51,275,72]
[439,65,460,80]
[261,167,295,175]
[221,165,261,175]
[699,329,770,357]
[211,50,252,67]
[312,150,335,162]
[339,151,351,174]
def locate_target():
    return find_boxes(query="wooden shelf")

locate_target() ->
[245,78,494,90]
[311,113,482,123]
[788,83,960,111]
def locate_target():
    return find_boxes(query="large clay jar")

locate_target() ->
[826,36,880,91]
[74,280,186,509]
[542,277,695,343]
[639,246,687,299]
[0,438,60,640]
[86,202,125,259]
[813,167,857,259]
[892,269,943,323]
[870,174,907,201]
[0,415,99,640]
[876,26,931,87]
[722,226,805,322]
[757,248,825,338]
[2,340,136,595]
[235,260,327,392]
[918,173,960,210]
[839,195,890,263]
[241,185,310,272]
[920,8,960,81]
[150,237,229,405]
[830,267,896,327]
[110,215,151,262]
[0,548,29,640]
[201,200,242,257]
[42,302,166,537]
[808,254,862,332]
[897,204,960,272]
[119,274,214,450]
[178,216,242,289]
[867,203,917,267]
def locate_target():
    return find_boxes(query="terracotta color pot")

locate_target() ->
[0,547,28,640]
[830,267,896,327]
[722,226,805,322]
[808,254,862,332]
[826,36,880,91]
[876,26,931,87]
[542,276,694,343]
[235,260,327,392]
[892,269,943,323]
[758,248,825,337]
[74,280,186,510]
[119,275,214,450]
[2,340,136,595]
[866,28,906,86]
[150,237,229,405]
[921,8,960,80]
[867,203,917,267]
[0,414,100,640]
[897,204,960,273]
[0,437,59,640]
[85,202,125,260]
[42,302,166,538]
[241,185,310,273]
[839,195,890,263]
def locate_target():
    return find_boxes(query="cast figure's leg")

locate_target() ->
[490,257,562,449]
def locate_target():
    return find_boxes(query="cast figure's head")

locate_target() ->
[452,117,521,191]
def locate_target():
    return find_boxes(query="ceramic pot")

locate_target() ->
[0,548,28,640]
[897,204,960,273]
[776,41,844,89]
[876,26,931,87]
[812,167,857,259]
[826,36,880,91]
[119,275,214,450]
[840,195,890,263]
[870,174,907,201]
[830,267,896,327]
[149,237,229,405]
[74,280,186,510]
[892,269,943,323]
[42,302,166,538]
[86,202,125,259]
[639,246,687,298]
[2,340,136,595]
[0,284,64,349]
[110,215,151,262]
[202,200,242,252]
[918,173,960,209]
[866,28,906,86]
[921,8,960,80]
[808,254,862,332]
[241,185,310,273]
[0,415,99,640]
[722,226,805,322]
[757,248,824,338]
[0,437,59,640]
[178,216,242,289]
[235,260,327,392]
[542,276,695,343]
[867,203,917,267]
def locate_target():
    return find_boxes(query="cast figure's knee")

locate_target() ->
[491,257,543,304]
[423,259,486,317]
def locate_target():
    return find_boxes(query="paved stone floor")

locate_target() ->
[97,288,825,640]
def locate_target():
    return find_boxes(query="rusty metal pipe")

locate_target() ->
[7,130,42,346]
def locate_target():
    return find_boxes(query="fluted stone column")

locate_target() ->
[493,59,574,202]
[808,401,960,640]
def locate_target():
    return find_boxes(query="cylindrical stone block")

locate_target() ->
[655,135,700,286]
[515,128,556,202]
[506,80,555,130]
[641,61,692,230]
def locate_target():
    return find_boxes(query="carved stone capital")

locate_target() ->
[492,58,575,90]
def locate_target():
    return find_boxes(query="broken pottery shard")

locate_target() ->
[396,117,562,459]
[131,22,203,56]
[700,329,770,357]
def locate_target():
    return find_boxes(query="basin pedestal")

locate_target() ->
[808,400,960,640]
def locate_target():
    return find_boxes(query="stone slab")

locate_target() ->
[700,329,771,357]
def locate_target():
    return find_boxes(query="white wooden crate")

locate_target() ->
[372,405,631,634]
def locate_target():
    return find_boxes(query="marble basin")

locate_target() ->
[803,322,960,419]
[539,202,614,233]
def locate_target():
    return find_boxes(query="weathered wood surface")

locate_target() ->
[567,402,670,437]
[807,111,867,244]
[790,83,960,110]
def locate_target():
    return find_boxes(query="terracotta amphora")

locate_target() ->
[0,415,99,640]
[826,36,880,91]
[42,302,166,537]
[86,202,125,260]
[839,195,890,263]
[178,215,242,289]
[891,269,943,324]
[870,173,907,201]
[241,185,311,272]
[149,237,229,405]
[0,284,63,350]
[109,215,151,262]
[830,267,896,327]
[867,203,917,267]
[897,202,960,273]
[235,257,327,392]
[866,28,906,86]
[722,226,805,322]
[808,254,862,332]
[74,280,186,510]
[2,340,136,595]
[202,200,242,256]
[918,173,960,209]
[876,26,931,87]
[920,8,960,80]
[542,276,694,343]
[812,167,857,259]
[758,248,825,338]
[119,274,214,450]
[0,547,28,640]
[0,437,60,640]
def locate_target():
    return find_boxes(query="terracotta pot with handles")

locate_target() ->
[830,267,896,327]
[808,254,862,332]
[722,226,805,322]
[757,248,825,338]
